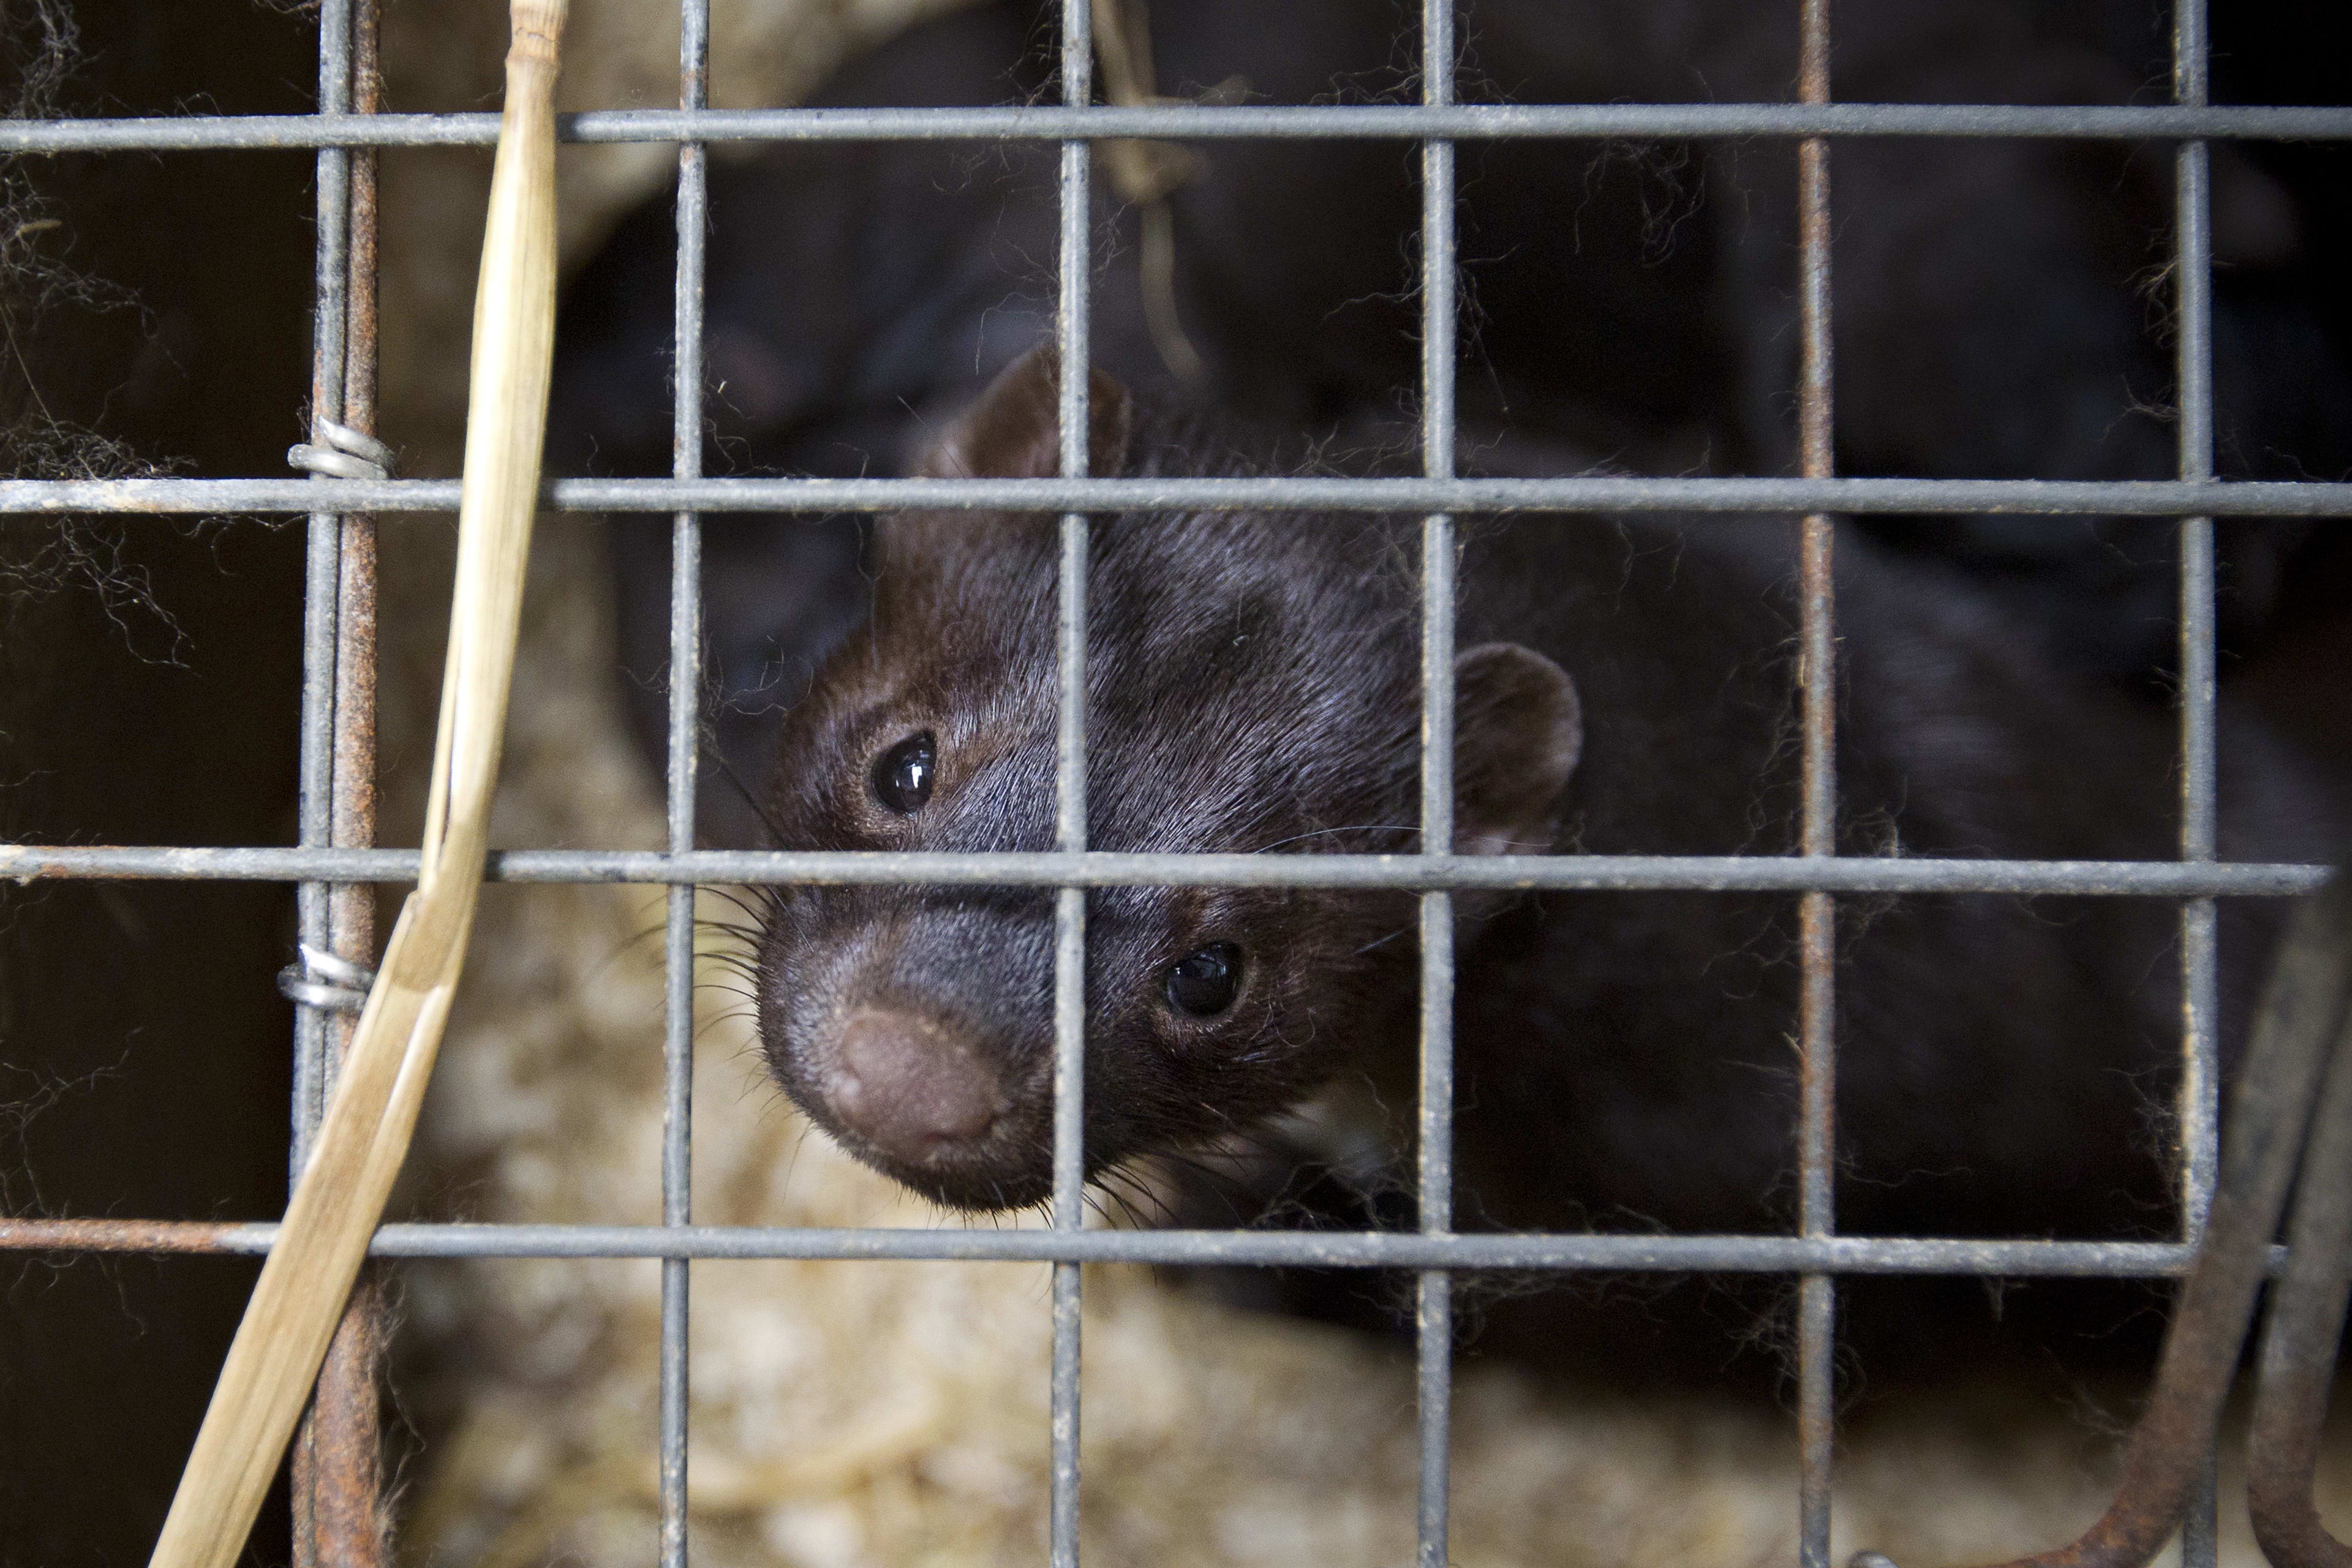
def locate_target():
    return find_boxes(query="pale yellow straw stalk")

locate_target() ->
[148,4,566,1564]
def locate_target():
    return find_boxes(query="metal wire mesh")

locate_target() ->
[0,0,2344,1562]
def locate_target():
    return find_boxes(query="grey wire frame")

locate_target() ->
[0,0,2343,1562]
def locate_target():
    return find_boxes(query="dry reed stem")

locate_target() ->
[147,5,565,1565]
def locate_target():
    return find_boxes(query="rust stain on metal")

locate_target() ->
[1867,874,2352,1568]
[0,843,122,880]
[0,1218,248,1253]
[304,1270,389,1562]
[2248,1012,2352,1568]
[1792,5,1838,1561]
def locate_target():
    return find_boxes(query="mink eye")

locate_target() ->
[1166,942,1243,1017]
[871,731,936,815]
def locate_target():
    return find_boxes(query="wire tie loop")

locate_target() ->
[277,941,377,1012]
[288,418,394,483]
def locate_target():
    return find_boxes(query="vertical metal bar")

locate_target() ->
[2172,0,2219,1234]
[1051,3,1093,1564]
[293,0,355,1183]
[660,4,710,1564]
[1794,2,1838,1565]
[290,2,356,1562]
[1417,2,1456,1564]
[2173,4,2220,1564]
[299,0,388,1556]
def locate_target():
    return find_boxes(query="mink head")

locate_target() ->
[753,345,1583,1210]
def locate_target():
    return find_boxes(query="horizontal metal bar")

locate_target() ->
[2,475,2347,519]
[1,102,2347,154]
[0,1218,258,1254]
[0,1216,2295,1277]
[0,844,2326,896]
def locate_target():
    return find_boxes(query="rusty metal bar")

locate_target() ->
[330,0,384,1106]
[1872,871,2352,1568]
[295,0,388,1555]
[2248,1006,2352,1568]
[1793,3,1837,1561]
[0,1219,259,1253]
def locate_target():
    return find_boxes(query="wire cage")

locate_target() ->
[1,0,2349,1563]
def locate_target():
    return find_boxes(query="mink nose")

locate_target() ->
[831,1008,1004,1163]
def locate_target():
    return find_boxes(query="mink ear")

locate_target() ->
[1452,642,1582,857]
[914,342,1134,480]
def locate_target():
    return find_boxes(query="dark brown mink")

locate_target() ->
[748,344,2342,1385]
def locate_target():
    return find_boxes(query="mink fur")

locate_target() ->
[744,347,2340,1381]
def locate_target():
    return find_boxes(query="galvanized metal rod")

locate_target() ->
[2172,0,2222,1238]
[657,3,709,1564]
[289,1,355,1558]
[292,0,356,1186]
[1,101,2348,153]
[6,472,2344,518]
[1050,3,1093,1562]
[1794,2,1838,1563]
[1415,4,1457,1563]
[1,844,2328,897]
[2247,1006,2352,1568]
[0,1218,2321,1275]
[2173,1,2222,1559]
